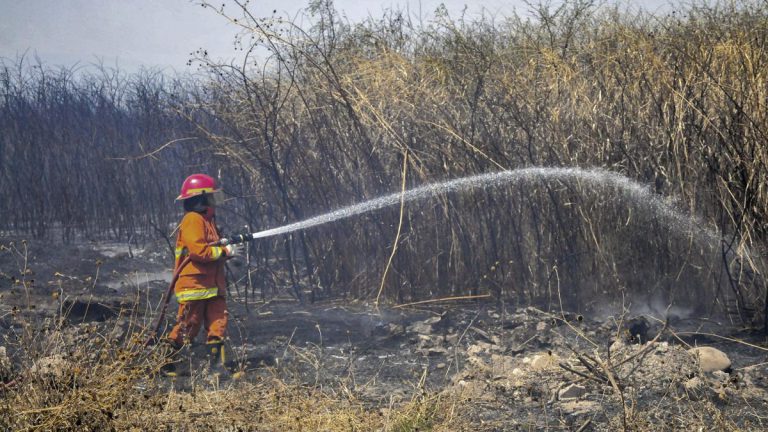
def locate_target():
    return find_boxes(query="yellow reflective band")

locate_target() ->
[174,247,187,258]
[211,246,222,260]
[176,288,218,303]
[186,187,214,195]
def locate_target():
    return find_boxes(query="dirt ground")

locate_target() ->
[2,236,768,430]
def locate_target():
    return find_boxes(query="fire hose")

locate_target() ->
[145,235,251,346]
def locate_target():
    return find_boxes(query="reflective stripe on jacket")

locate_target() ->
[176,287,219,303]
[173,211,226,304]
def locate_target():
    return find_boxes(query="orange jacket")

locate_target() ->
[173,211,227,303]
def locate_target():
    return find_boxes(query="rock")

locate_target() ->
[558,383,587,400]
[407,316,441,335]
[712,369,733,381]
[467,354,489,372]
[387,323,405,334]
[688,346,731,372]
[529,352,560,371]
[420,346,448,356]
[560,400,600,415]
[418,333,432,340]
[414,334,433,346]
[471,327,500,345]
[445,333,460,345]
[467,342,495,356]
[29,355,75,383]
[536,321,549,332]
[407,322,431,335]
[455,379,493,400]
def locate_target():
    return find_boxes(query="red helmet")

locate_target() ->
[176,174,219,201]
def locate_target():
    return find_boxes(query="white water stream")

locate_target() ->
[246,167,718,245]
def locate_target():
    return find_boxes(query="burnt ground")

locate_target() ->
[2,236,768,430]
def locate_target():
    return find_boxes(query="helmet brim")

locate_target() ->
[176,188,221,201]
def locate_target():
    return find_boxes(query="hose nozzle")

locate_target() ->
[216,233,252,246]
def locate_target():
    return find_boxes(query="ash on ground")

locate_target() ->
[2,238,767,430]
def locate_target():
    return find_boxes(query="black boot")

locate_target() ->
[207,340,229,377]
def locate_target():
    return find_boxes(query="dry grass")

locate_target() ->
[4,358,466,431]
[123,380,462,431]
[0,302,467,431]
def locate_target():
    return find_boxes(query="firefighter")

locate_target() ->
[165,174,237,374]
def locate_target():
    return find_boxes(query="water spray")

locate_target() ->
[213,167,719,247]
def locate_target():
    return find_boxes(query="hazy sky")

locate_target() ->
[0,0,671,74]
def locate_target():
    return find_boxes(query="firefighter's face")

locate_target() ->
[205,190,222,207]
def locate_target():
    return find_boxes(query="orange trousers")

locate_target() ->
[168,296,228,345]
